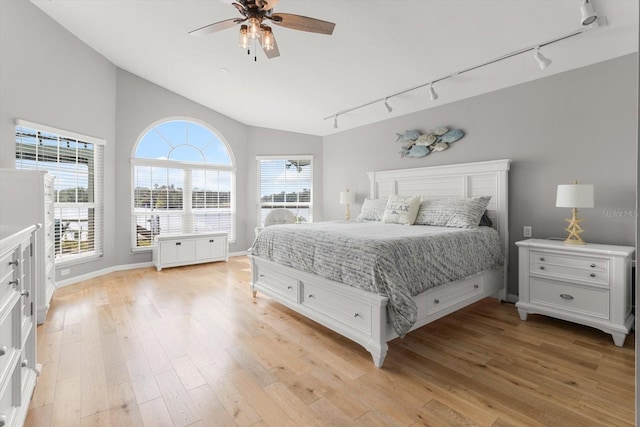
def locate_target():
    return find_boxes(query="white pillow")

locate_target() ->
[382,195,421,225]
[356,198,388,221]
[414,196,491,228]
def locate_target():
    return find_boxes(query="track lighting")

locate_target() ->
[534,47,552,70]
[580,0,598,26]
[384,98,393,113]
[428,83,438,101]
[324,18,605,126]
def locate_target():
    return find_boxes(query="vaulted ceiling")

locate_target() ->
[32,0,638,136]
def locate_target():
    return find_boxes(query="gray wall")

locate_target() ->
[0,0,118,280]
[322,54,638,297]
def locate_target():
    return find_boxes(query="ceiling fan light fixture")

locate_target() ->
[248,17,261,39]
[262,26,274,51]
[580,0,598,26]
[239,25,249,49]
[534,47,552,70]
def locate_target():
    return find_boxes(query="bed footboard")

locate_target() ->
[250,255,502,367]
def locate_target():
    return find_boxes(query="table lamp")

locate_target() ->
[340,189,356,221]
[555,180,594,245]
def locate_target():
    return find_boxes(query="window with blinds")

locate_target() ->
[131,120,235,249]
[15,120,105,264]
[257,156,313,227]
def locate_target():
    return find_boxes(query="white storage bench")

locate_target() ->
[152,232,228,271]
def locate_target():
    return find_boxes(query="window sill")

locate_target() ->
[55,252,103,267]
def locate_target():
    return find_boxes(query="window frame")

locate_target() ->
[130,118,236,251]
[256,155,313,227]
[14,119,105,266]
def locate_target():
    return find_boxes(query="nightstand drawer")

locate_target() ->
[530,277,609,319]
[530,251,609,286]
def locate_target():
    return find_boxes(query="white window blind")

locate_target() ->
[15,120,105,264]
[131,120,235,249]
[257,156,313,227]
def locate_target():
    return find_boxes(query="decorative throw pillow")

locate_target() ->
[479,211,493,227]
[382,195,421,225]
[356,198,388,221]
[414,196,491,228]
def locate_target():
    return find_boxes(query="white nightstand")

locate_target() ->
[516,239,635,347]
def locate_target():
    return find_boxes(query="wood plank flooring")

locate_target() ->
[26,256,635,426]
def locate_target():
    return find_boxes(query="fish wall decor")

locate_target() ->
[396,127,465,158]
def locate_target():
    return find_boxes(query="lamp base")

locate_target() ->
[563,208,586,245]
[345,204,351,221]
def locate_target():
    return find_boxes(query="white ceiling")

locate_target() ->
[32,0,638,136]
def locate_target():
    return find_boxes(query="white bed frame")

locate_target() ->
[250,159,511,367]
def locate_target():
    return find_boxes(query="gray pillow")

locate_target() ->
[356,198,388,221]
[414,196,491,228]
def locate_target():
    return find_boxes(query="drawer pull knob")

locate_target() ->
[8,279,18,287]
[354,313,359,318]
[21,359,28,368]
[287,286,292,290]
[560,294,574,300]
[8,260,18,267]
[21,290,29,298]
[259,274,264,278]
[590,263,596,268]
[539,266,545,270]
[590,273,596,278]
[473,284,479,289]
[209,239,214,243]
[0,413,6,427]
[539,257,545,261]
[0,346,6,356]
[175,242,181,246]
[434,299,440,304]
[308,294,314,299]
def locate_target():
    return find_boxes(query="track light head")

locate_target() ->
[534,47,552,70]
[580,0,598,26]
[333,115,338,129]
[428,83,438,101]
[384,98,393,113]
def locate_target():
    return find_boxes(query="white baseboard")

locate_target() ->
[56,252,249,288]
[56,261,155,288]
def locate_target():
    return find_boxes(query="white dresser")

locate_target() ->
[152,232,228,271]
[516,239,634,346]
[0,225,39,427]
[0,170,56,324]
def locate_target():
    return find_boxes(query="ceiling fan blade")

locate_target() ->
[189,18,241,36]
[259,32,280,59]
[270,13,335,35]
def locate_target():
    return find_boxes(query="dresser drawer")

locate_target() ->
[530,277,609,319]
[530,251,609,286]
[255,264,300,304]
[301,281,372,336]
[0,251,19,306]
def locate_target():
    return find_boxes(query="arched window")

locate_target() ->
[131,119,235,249]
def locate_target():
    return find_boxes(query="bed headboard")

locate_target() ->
[367,159,511,297]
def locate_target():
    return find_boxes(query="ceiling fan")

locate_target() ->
[189,0,335,60]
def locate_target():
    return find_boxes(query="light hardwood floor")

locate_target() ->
[26,256,635,426]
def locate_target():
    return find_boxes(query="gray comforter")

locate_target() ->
[250,221,503,336]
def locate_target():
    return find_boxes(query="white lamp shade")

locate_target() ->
[340,191,356,205]
[556,184,594,208]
